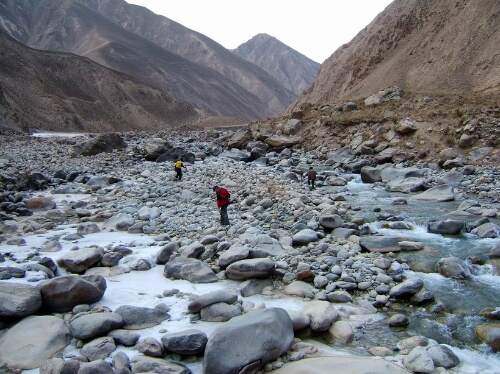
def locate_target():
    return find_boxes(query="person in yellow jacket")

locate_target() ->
[174,158,185,181]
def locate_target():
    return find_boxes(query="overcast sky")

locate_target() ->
[127,0,393,63]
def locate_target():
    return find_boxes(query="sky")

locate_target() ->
[127,0,393,63]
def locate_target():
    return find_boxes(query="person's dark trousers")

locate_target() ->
[175,168,182,181]
[308,179,315,190]
[220,205,230,226]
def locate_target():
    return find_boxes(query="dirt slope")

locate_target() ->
[0,30,197,132]
[297,0,500,106]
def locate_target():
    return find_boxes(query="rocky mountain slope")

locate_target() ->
[298,0,500,106]
[81,0,296,117]
[234,33,320,95]
[0,30,196,132]
[0,0,289,120]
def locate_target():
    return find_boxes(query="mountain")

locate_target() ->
[0,0,288,120]
[233,33,320,95]
[79,0,296,117]
[0,30,196,132]
[297,0,500,106]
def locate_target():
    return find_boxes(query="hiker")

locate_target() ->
[174,158,185,181]
[307,167,317,190]
[213,185,231,226]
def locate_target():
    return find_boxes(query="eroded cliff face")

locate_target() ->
[297,0,500,107]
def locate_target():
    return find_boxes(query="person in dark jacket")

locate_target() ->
[213,185,231,226]
[307,167,317,190]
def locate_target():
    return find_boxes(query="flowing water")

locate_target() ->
[344,177,500,371]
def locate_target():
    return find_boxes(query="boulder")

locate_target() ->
[81,337,116,361]
[108,330,140,347]
[136,337,163,357]
[239,279,273,297]
[156,242,178,265]
[271,356,410,374]
[404,346,435,373]
[180,241,205,259]
[0,266,25,280]
[225,258,275,280]
[131,357,190,374]
[475,323,500,352]
[398,241,424,251]
[219,149,251,162]
[40,358,80,374]
[75,134,126,156]
[218,246,249,268]
[380,167,426,182]
[161,329,208,356]
[0,281,41,317]
[292,229,319,246]
[79,360,114,374]
[428,220,464,235]
[107,213,135,231]
[200,302,242,322]
[360,166,385,183]
[57,247,104,274]
[0,316,70,369]
[319,215,344,230]
[264,135,302,150]
[413,185,455,202]
[329,321,354,344]
[40,275,107,312]
[471,222,500,238]
[164,257,217,283]
[69,312,124,340]
[203,308,294,374]
[303,300,338,331]
[227,130,252,148]
[247,234,284,258]
[188,289,238,313]
[436,257,470,279]
[386,177,426,193]
[426,344,460,368]
[76,223,100,235]
[284,281,316,298]
[389,279,423,298]
[359,236,402,253]
[115,304,169,330]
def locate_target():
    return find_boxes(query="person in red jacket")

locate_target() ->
[213,185,231,226]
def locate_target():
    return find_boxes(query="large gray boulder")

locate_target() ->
[75,133,126,156]
[218,246,249,268]
[131,357,190,374]
[188,289,238,313]
[203,308,294,374]
[0,281,41,317]
[303,301,339,332]
[225,258,275,280]
[80,337,116,361]
[247,234,284,258]
[413,185,455,202]
[428,220,464,235]
[115,304,169,330]
[360,165,385,183]
[200,302,242,322]
[271,356,411,374]
[164,257,217,283]
[386,177,426,193]
[389,279,423,298]
[69,312,124,340]
[319,215,344,231]
[380,167,427,182]
[57,247,104,274]
[359,236,402,253]
[161,329,208,355]
[471,222,500,239]
[436,257,470,279]
[39,275,107,312]
[292,229,319,246]
[264,135,302,150]
[0,316,70,369]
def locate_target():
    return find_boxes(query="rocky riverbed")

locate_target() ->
[0,131,499,374]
